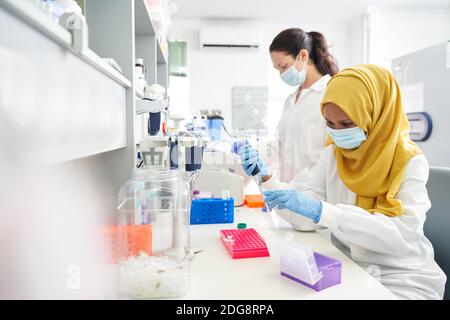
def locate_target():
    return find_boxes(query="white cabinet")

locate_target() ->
[0,0,170,299]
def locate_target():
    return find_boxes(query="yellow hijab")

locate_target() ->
[320,64,422,217]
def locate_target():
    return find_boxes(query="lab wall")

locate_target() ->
[366,8,450,69]
[168,18,356,136]
[168,8,450,137]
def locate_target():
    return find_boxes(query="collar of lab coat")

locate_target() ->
[289,74,332,104]
[309,74,332,92]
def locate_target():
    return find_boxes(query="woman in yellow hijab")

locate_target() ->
[264,64,446,299]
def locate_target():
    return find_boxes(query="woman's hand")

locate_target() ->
[238,145,268,177]
[263,190,323,223]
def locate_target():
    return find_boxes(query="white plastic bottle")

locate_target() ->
[135,58,147,94]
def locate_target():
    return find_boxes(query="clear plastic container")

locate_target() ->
[266,236,342,291]
[265,236,322,285]
[117,168,190,299]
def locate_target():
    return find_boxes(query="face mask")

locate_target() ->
[327,126,367,149]
[280,55,307,87]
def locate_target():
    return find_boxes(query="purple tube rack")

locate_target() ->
[281,252,342,292]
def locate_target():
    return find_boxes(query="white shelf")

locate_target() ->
[0,1,129,164]
[0,0,131,89]
[135,0,168,64]
[135,89,145,99]
[0,0,71,46]
[83,49,131,88]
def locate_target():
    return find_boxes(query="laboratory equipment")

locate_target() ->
[237,223,247,229]
[180,136,206,172]
[169,114,186,131]
[144,83,166,100]
[252,162,279,227]
[244,194,265,208]
[169,135,179,168]
[222,122,238,139]
[148,111,161,135]
[392,41,449,167]
[45,0,82,23]
[135,145,143,168]
[136,98,166,135]
[193,168,245,206]
[192,190,213,199]
[101,224,152,265]
[206,110,223,141]
[266,237,342,292]
[190,113,208,137]
[117,168,190,299]
[135,58,147,94]
[138,128,208,170]
[281,253,342,292]
[201,148,246,174]
[406,112,432,141]
[178,135,208,223]
[59,4,88,54]
[220,228,270,259]
[139,136,170,167]
[190,198,234,225]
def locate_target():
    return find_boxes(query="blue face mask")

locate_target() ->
[327,126,367,149]
[280,55,307,87]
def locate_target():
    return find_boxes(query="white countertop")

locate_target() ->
[185,206,397,300]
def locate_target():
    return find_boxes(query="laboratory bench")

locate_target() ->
[185,207,397,300]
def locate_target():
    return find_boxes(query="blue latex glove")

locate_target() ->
[238,145,268,177]
[263,190,323,223]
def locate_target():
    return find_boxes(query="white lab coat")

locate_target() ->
[272,145,447,300]
[268,74,330,184]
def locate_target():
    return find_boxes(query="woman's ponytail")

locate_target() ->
[307,31,339,76]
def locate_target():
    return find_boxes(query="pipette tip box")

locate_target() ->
[190,198,234,224]
[281,252,342,291]
[220,228,270,259]
[102,224,152,264]
[244,194,265,208]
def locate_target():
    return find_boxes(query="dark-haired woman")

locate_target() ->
[239,28,339,231]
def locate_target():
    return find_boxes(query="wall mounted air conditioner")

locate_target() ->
[199,27,260,49]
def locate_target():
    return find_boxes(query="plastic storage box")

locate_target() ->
[102,224,152,264]
[244,194,265,208]
[266,236,342,292]
[220,228,270,259]
[281,252,342,291]
[190,198,234,224]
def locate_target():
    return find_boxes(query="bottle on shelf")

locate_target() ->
[135,58,147,94]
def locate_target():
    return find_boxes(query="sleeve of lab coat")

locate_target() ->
[262,146,329,231]
[317,154,431,256]
[262,144,329,203]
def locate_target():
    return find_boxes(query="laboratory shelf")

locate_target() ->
[0,0,71,47]
[83,49,131,88]
[135,0,168,65]
[0,0,131,89]
[136,89,145,99]
[0,1,130,164]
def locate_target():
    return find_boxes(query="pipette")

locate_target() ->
[251,163,279,228]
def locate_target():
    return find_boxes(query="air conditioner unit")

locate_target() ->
[199,27,260,49]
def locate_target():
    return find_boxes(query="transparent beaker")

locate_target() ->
[116,168,190,299]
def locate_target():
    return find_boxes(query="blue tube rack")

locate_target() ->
[190,198,234,225]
